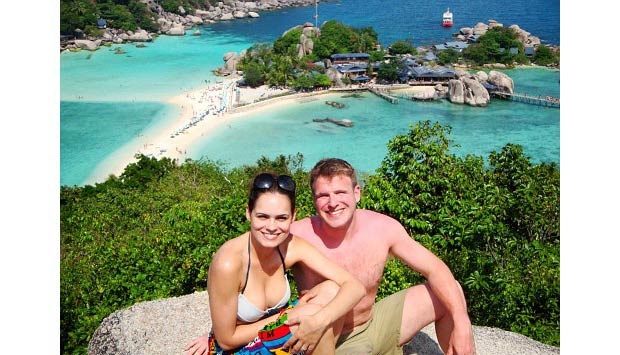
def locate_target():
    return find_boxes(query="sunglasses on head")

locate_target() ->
[253,173,296,192]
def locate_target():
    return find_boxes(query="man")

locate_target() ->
[288,158,476,355]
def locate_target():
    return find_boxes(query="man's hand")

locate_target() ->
[445,321,476,355]
[183,333,210,355]
[282,313,329,354]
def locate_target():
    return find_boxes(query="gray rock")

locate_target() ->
[459,27,473,36]
[448,79,465,104]
[488,70,514,94]
[463,77,490,107]
[248,11,260,18]
[220,13,234,20]
[74,39,99,51]
[233,11,247,19]
[128,30,152,42]
[88,291,559,355]
[474,70,488,83]
[167,26,185,36]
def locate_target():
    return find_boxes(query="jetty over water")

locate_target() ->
[490,91,560,108]
[368,87,399,104]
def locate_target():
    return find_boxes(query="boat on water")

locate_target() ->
[442,8,453,27]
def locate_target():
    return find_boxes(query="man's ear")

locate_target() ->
[354,184,361,203]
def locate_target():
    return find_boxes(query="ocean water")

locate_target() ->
[193,68,559,175]
[60,0,560,186]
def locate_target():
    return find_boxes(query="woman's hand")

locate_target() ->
[183,333,210,355]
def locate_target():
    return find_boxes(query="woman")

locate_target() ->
[184,173,365,355]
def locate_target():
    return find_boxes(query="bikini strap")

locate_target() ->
[241,233,251,294]
[276,245,286,273]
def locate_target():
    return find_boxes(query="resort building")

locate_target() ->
[404,66,457,84]
[434,41,469,52]
[330,53,371,65]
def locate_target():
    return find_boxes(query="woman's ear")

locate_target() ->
[246,205,251,221]
[292,209,297,221]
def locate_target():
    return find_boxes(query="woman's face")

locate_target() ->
[246,192,296,249]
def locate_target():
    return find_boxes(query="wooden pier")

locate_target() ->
[369,87,399,104]
[491,91,559,108]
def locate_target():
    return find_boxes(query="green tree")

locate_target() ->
[437,48,460,65]
[243,61,265,87]
[532,45,559,66]
[377,61,406,82]
[389,40,416,55]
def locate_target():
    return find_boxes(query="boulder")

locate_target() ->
[462,77,490,107]
[487,70,514,94]
[248,11,260,18]
[167,26,185,36]
[128,30,152,42]
[459,27,473,36]
[472,22,488,35]
[326,66,344,87]
[222,52,240,72]
[474,70,488,83]
[178,6,186,15]
[74,39,99,51]
[448,79,465,104]
[220,13,234,20]
[186,15,203,24]
[88,291,560,355]
[233,11,247,19]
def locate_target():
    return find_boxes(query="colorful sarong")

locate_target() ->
[208,299,299,355]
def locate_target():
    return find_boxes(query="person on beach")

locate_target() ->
[184,173,365,355]
[290,158,477,355]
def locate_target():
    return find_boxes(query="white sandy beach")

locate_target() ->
[83,81,434,185]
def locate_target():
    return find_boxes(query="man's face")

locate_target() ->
[312,174,361,230]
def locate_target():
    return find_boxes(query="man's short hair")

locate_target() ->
[309,158,357,191]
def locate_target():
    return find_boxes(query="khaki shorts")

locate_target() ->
[336,289,407,355]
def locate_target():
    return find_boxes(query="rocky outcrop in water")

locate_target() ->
[61,0,320,52]
[88,291,560,355]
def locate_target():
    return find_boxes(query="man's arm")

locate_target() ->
[387,221,475,355]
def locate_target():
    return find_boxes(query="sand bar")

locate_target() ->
[83,80,340,184]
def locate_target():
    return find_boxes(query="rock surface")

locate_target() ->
[88,291,559,355]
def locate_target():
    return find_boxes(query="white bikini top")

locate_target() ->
[236,235,291,323]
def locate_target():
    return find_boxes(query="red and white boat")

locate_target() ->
[442,8,453,27]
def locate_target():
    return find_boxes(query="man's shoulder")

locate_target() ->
[356,209,401,226]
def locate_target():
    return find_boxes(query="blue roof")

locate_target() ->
[424,52,437,60]
[330,53,370,60]
[335,63,368,73]
[524,47,535,55]
[445,41,469,49]
[97,19,107,26]
[352,76,370,81]
[411,66,456,77]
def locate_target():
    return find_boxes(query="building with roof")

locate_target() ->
[409,66,457,83]
[97,19,107,29]
[434,41,469,52]
[330,53,371,64]
[524,47,535,57]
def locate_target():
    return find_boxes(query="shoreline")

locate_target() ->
[83,64,558,185]
[83,82,339,184]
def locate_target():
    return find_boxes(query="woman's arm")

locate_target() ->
[206,244,285,350]
[282,236,365,352]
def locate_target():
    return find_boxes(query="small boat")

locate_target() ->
[442,8,453,27]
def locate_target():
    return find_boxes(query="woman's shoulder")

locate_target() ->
[211,234,246,273]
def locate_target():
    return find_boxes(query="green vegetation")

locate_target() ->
[463,27,530,66]
[60,0,159,35]
[532,45,560,66]
[388,39,417,55]
[363,121,559,345]
[61,122,559,354]
[437,48,461,65]
[312,21,379,58]
[376,60,407,82]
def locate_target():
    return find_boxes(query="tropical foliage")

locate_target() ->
[60,0,159,35]
[61,122,559,354]
[463,27,530,66]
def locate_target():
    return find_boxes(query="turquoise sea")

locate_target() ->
[60,0,560,186]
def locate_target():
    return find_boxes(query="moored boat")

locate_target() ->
[442,8,453,27]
